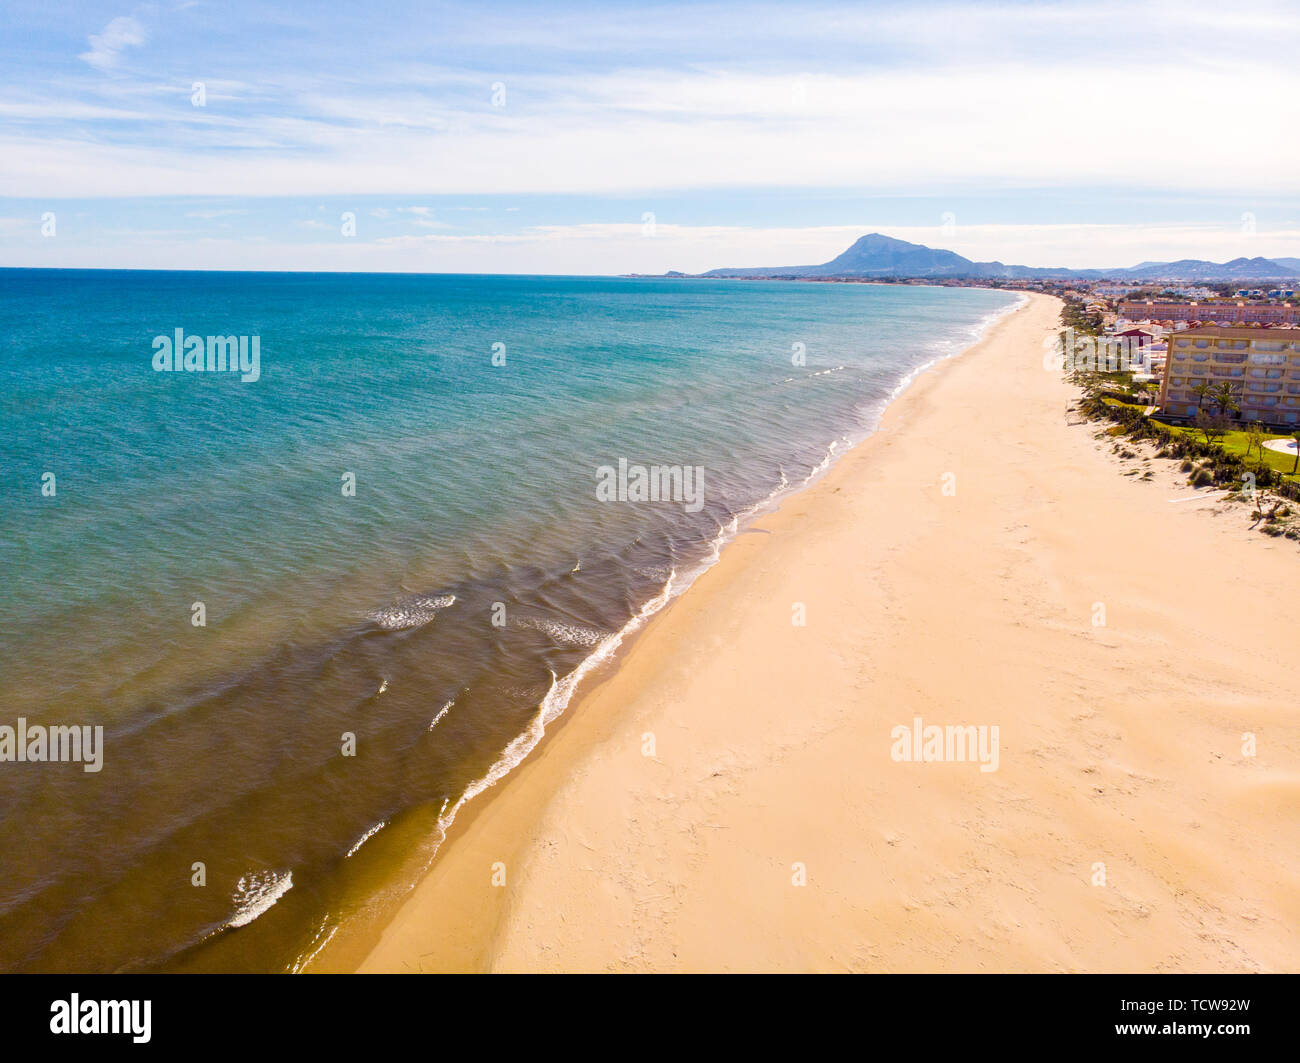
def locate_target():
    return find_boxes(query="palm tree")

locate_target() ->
[1212,381,1241,419]
[1292,430,1300,475]
[1191,382,1212,411]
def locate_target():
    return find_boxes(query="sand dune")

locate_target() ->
[354,293,1300,973]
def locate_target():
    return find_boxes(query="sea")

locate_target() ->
[0,269,1021,971]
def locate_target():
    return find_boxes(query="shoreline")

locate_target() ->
[305,288,1025,973]
[305,289,1024,973]
[340,291,1300,972]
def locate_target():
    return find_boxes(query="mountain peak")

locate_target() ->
[690,233,1300,282]
[844,233,921,250]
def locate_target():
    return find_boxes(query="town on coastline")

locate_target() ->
[1053,279,1300,541]
[653,232,1300,532]
[1054,279,1300,422]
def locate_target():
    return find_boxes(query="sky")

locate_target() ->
[1,0,1298,274]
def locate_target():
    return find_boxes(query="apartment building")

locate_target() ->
[1159,326,1300,426]
[1121,300,1300,326]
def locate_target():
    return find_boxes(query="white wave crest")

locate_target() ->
[429,699,454,731]
[227,869,293,929]
[367,593,456,631]
[516,616,608,647]
[346,820,387,859]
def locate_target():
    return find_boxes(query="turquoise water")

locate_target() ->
[0,270,1019,971]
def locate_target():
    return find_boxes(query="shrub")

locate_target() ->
[1074,380,1300,505]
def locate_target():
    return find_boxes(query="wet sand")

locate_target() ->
[351,292,1300,972]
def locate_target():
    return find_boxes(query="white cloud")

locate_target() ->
[5,53,1298,199]
[3,0,1296,275]
[78,16,147,72]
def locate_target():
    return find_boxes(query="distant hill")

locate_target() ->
[1120,256,1295,281]
[688,233,1300,282]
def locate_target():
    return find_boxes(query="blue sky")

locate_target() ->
[2,0,1298,273]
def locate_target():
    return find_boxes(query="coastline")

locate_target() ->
[303,288,1024,973]
[337,292,1300,972]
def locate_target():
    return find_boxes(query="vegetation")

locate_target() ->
[1059,296,1103,337]
[1076,387,1300,496]
[1058,300,1300,545]
[1211,381,1241,418]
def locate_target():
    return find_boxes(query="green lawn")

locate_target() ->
[1155,422,1300,482]
[1083,371,1300,483]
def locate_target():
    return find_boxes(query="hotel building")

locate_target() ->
[1159,326,1300,426]
[1121,300,1300,326]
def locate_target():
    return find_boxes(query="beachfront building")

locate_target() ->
[1115,326,1160,347]
[1122,300,1300,326]
[1135,338,1168,380]
[1159,325,1300,425]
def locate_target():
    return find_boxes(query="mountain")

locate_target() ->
[1121,256,1296,281]
[689,233,1300,282]
[697,234,988,278]
[799,233,980,277]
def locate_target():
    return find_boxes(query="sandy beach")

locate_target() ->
[351,292,1300,973]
